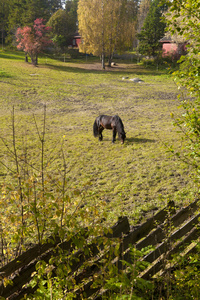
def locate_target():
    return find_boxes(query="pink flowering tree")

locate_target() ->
[16,19,52,65]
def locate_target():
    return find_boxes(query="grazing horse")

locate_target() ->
[93,115,126,144]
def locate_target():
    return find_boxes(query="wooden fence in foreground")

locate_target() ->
[0,199,199,299]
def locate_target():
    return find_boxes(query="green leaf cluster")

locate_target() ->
[103,246,154,300]
[165,0,200,181]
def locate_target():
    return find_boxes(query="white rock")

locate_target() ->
[130,78,144,83]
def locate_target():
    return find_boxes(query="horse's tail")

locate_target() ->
[93,118,99,137]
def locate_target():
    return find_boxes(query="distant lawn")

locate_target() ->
[0,50,195,226]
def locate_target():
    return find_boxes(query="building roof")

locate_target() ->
[73,31,81,38]
[159,35,173,43]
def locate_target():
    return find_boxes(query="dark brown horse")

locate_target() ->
[93,115,126,144]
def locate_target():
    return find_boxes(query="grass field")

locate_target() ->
[0,51,196,226]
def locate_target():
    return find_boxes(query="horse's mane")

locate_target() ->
[114,115,125,136]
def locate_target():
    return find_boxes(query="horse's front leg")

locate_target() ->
[112,128,116,143]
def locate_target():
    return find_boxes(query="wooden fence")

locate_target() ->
[0,199,199,299]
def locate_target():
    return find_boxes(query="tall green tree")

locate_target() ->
[137,0,167,56]
[0,0,10,49]
[6,0,26,44]
[164,0,200,178]
[65,0,78,21]
[78,0,137,69]
[47,9,76,50]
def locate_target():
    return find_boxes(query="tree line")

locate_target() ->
[0,0,168,67]
[0,0,78,48]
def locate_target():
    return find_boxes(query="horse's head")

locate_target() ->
[120,132,126,144]
[115,116,126,144]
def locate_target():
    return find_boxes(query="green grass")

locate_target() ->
[0,50,195,226]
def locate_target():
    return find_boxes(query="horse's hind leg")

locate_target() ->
[99,127,104,141]
[112,128,117,143]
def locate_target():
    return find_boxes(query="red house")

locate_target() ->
[159,36,187,60]
[69,32,81,48]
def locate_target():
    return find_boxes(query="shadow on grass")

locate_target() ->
[0,51,166,77]
[46,63,104,75]
[45,62,165,77]
[126,137,156,144]
[0,51,25,61]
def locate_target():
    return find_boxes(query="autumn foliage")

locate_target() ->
[16,18,52,65]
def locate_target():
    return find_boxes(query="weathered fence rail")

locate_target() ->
[78,199,200,299]
[0,199,199,299]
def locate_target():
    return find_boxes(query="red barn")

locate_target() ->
[159,36,187,60]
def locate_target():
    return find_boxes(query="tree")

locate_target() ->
[117,0,139,50]
[16,18,52,65]
[137,0,151,34]
[65,0,79,21]
[135,0,151,51]
[0,0,10,49]
[6,0,62,45]
[47,9,76,50]
[137,0,167,56]
[78,0,137,69]
[48,0,64,15]
[8,0,63,27]
[164,0,200,177]
[6,0,26,44]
